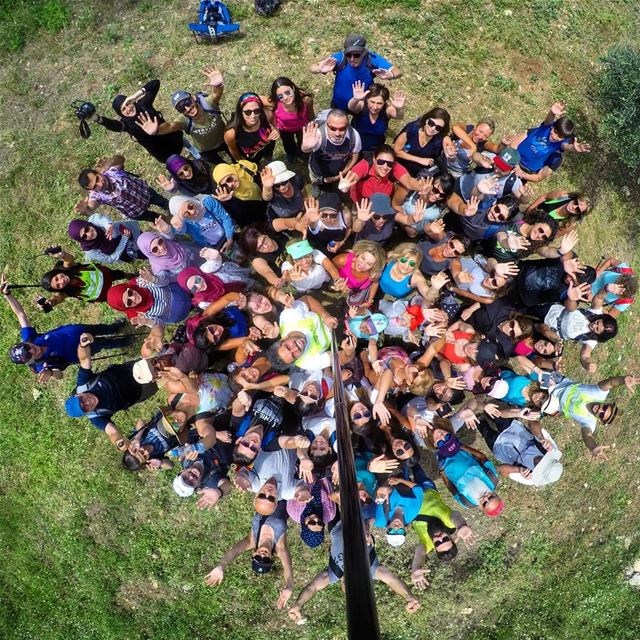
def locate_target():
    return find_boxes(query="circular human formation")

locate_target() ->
[3,32,638,622]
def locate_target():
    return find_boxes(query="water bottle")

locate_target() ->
[167,442,206,458]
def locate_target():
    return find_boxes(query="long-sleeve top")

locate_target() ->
[81,213,140,264]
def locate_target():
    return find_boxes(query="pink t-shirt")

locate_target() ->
[275,101,310,132]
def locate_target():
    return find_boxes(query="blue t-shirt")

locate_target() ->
[21,324,87,373]
[500,370,536,407]
[591,263,633,314]
[517,122,569,173]
[439,450,498,508]
[373,485,424,528]
[331,50,392,112]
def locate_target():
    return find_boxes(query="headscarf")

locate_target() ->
[212,161,261,201]
[165,155,214,196]
[299,480,328,549]
[176,266,225,306]
[137,232,188,274]
[169,195,205,222]
[107,279,154,319]
[67,219,120,254]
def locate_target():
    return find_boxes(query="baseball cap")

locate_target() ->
[266,160,296,185]
[171,89,192,109]
[251,554,273,574]
[344,33,367,54]
[65,395,85,418]
[386,532,407,547]
[133,358,155,384]
[172,473,195,498]
[531,449,564,486]
[370,193,395,216]
[287,239,314,260]
[493,147,520,172]
[484,497,505,518]
[318,191,341,212]
[9,343,31,365]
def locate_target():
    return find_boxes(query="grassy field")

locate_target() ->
[1,1,640,639]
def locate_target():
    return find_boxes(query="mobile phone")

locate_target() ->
[436,402,454,417]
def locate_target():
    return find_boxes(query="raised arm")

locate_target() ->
[1,275,30,328]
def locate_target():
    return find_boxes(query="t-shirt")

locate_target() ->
[500,370,536,408]
[459,166,522,208]
[517,122,569,173]
[327,521,379,584]
[183,442,233,490]
[543,305,597,348]
[591,263,633,314]
[330,50,392,111]
[251,501,289,548]
[373,486,424,528]
[21,324,87,373]
[492,420,546,470]
[247,448,301,500]
[553,380,609,433]
[456,257,493,298]
[513,258,568,307]
[175,93,225,152]
[75,362,144,430]
[440,450,498,508]
[349,158,408,201]
[267,175,305,219]
[278,301,331,371]
[412,489,456,555]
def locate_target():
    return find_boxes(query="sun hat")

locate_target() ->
[266,160,295,185]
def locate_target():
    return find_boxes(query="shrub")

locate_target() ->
[593,44,640,171]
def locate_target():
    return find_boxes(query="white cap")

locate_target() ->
[531,449,564,486]
[266,160,296,185]
[488,379,509,399]
[386,533,406,548]
[172,474,195,498]
[133,359,155,384]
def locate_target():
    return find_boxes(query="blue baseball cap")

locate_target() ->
[370,193,395,216]
[65,395,86,418]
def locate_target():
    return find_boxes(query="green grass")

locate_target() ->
[2,1,640,639]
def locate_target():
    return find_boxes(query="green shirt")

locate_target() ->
[413,489,456,554]
[175,94,225,152]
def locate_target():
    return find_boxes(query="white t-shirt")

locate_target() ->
[279,301,331,371]
[543,305,597,349]
[281,250,331,292]
[248,448,301,500]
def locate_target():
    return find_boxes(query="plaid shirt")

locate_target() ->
[286,477,336,524]
[90,167,150,219]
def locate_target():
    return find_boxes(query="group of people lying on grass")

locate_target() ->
[4,32,638,621]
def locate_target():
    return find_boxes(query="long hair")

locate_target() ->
[418,107,451,137]
[351,240,387,278]
[41,263,85,296]
[269,77,307,115]
[229,92,270,136]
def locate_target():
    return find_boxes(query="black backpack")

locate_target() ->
[255,0,282,16]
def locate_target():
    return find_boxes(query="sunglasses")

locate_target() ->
[346,52,362,59]
[426,118,444,132]
[257,492,276,503]
[399,257,417,267]
[387,527,406,536]
[375,158,395,168]
[188,276,204,293]
[434,536,452,549]
[352,409,371,421]
[320,210,339,219]
[80,227,93,241]
[491,204,508,220]
[327,124,347,133]
[504,320,519,337]
[394,441,413,456]
[149,238,164,254]
[276,89,293,100]
[431,184,445,196]
[243,108,262,116]
[487,276,501,288]
[436,432,453,447]
[123,288,138,308]
[372,213,391,221]
[176,99,194,113]
[306,516,323,527]
[219,178,235,188]
[275,179,291,189]
[240,438,259,453]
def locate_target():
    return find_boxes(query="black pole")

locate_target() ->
[331,333,381,640]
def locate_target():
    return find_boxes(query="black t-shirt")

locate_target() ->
[468,298,517,358]
[512,258,568,307]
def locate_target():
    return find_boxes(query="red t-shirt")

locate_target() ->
[349,159,408,202]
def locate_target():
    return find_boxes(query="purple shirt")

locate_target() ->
[90,167,151,219]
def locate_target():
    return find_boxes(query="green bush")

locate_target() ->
[0,0,70,52]
[594,44,640,171]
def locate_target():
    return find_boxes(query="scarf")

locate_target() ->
[169,195,205,222]
[137,232,188,274]
[212,161,261,201]
[165,155,213,195]
[107,279,154,319]
[67,219,120,254]
[176,266,226,306]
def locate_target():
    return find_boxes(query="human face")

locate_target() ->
[279,331,307,363]
[443,238,465,258]
[433,381,453,402]
[350,402,371,427]
[148,237,167,257]
[218,174,240,191]
[179,200,199,219]
[549,127,565,143]
[79,225,97,242]
[345,50,363,67]
[185,274,206,293]
[481,273,507,291]
[534,339,555,356]
[120,102,136,118]
[78,392,99,413]
[304,514,324,532]
[256,234,277,253]
[590,403,615,424]
[424,117,445,137]
[392,438,414,460]
[310,436,330,457]
[275,86,295,106]
[488,203,510,223]
[205,323,224,345]
[396,254,418,274]
[529,223,553,242]
[354,251,376,273]
[374,153,395,178]
[590,319,606,335]
[567,198,589,216]
[479,492,501,515]
[471,123,493,144]
[85,172,108,191]
[326,115,348,144]
[248,293,272,315]
[181,465,203,487]
[50,273,70,290]
[241,100,262,127]
[433,530,454,554]
[254,477,278,511]
[500,319,523,339]
[177,97,198,118]
[432,428,450,446]
[367,95,385,115]
[25,342,46,361]
[122,287,142,308]
[463,342,479,361]
[320,208,341,228]
[531,391,546,408]
[236,430,262,460]
[428,180,446,203]
[237,367,260,385]
[294,254,313,271]
[176,163,193,180]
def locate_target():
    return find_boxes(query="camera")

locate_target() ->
[43,245,62,256]
[71,99,96,139]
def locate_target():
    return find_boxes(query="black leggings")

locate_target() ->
[280,130,303,158]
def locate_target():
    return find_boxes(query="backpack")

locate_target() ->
[74,376,114,419]
[255,0,282,16]
[183,92,225,134]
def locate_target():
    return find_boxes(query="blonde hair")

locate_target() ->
[351,240,386,278]
[387,242,423,265]
[408,365,434,396]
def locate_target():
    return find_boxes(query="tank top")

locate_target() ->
[442,331,474,365]
[274,101,309,132]
[236,125,276,162]
[352,106,389,152]
[418,238,452,276]
[537,196,573,220]
[395,120,444,176]
[338,252,373,291]
[379,261,414,299]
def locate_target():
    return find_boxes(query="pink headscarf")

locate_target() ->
[176,266,226,306]
[137,232,188,275]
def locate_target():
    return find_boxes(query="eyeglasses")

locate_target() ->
[327,124,347,133]
[257,492,276,503]
[149,238,164,254]
[399,257,417,267]
[275,179,291,189]
[320,210,339,219]
[394,441,413,456]
[426,118,444,132]
[243,108,262,116]
[388,527,406,536]
[375,158,395,168]
[276,89,293,100]
[352,409,371,420]
[176,99,194,113]
[123,288,138,308]
[346,52,362,59]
